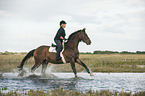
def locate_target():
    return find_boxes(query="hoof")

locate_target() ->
[17,66,22,69]
[18,69,26,77]
[17,66,23,71]
[90,73,94,76]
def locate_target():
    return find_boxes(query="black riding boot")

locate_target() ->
[54,40,63,61]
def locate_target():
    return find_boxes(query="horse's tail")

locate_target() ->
[17,49,35,70]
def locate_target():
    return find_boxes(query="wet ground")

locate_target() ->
[0,70,145,93]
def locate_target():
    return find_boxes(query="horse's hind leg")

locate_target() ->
[31,56,43,73]
[31,63,41,73]
[41,59,49,75]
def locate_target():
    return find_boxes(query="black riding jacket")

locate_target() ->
[54,27,66,42]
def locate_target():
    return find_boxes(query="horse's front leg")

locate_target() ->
[76,58,94,76]
[70,59,77,78]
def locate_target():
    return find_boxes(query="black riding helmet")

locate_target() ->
[60,20,67,26]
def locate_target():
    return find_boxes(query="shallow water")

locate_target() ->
[0,71,145,93]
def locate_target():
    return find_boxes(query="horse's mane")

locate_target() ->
[67,30,82,40]
[65,28,86,47]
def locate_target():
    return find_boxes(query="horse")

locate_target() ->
[17,28,93,77]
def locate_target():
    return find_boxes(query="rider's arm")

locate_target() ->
[57,28,64,40]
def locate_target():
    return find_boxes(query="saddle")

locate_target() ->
[50,43,66,63]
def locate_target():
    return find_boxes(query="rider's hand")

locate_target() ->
[60,36,63,40]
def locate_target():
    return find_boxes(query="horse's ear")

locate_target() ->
[82,28,86,32]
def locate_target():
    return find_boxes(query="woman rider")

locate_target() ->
[54,20,67,61]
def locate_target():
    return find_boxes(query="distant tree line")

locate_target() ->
[80,52,92,54]
[80,51,145,54]
[93,50,145,54]
[0,51,27,55]
[0,51,145,55]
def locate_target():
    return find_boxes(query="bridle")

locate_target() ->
[80,31,88,43]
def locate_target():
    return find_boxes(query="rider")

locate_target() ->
[54,20,67,61]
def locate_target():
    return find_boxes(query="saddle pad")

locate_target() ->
[49,47,56,52]
[49,47,66,63]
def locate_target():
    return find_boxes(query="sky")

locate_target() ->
[0,0,145,52]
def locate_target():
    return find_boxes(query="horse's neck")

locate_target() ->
[66,35,80,50]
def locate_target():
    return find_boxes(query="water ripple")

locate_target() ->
[0,73,145,93]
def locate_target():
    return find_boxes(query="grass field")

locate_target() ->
[0,54,145,73]
[1,88,145,96]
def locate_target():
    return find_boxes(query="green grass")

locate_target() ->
[79,54,145,72]
[0,54,34,72]
[0,88,145,96]
[0,54,145,72]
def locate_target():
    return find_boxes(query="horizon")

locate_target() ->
[0,50,144,53]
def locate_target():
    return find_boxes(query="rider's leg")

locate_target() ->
[55,40,63,59]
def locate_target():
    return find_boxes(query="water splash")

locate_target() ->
[0,73,3,78]
[45,64,53,74]
[16,65,56,78]
[18,69,27,77]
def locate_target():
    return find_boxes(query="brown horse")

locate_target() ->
[17,28,93,77]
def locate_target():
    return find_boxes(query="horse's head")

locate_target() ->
[79,28,91,45]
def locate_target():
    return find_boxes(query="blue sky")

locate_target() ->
[0,0,145,52]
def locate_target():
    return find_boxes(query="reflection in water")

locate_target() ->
[31,78,77,90]
[27,74,89,91]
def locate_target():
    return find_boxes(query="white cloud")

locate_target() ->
[0,0,145,52]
